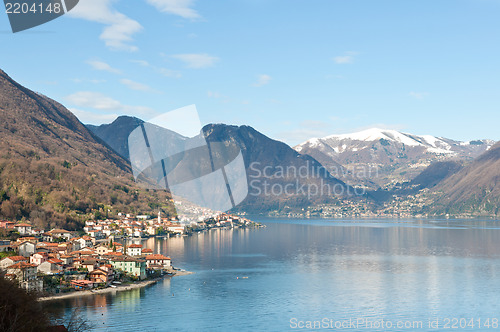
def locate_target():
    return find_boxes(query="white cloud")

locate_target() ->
[120,79,153,92]
[172,53,219,69]
[157,67,182,78]
[70,108,119,125]
[333,56,353,64]
[65,91,155,118]
[145,0,200,19]
[130,60,150,67]
[253,74,272,87]
[86,59,121,74]
[131,60,182,78]
[333,51,358,64]
[69,0,142,52]
[66,91,122,110]
[409,91,429,99]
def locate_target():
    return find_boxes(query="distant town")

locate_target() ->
[0,212,262,296]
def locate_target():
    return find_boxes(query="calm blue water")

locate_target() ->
[45,218,500,331]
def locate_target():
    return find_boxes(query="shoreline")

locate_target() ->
[38,270,194,302]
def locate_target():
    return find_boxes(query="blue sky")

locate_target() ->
[1,0,499,146]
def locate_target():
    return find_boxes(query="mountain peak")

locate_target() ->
[323,128,422,146]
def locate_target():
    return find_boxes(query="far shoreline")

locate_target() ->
[38,270,194,303]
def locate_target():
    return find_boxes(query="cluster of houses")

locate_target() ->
[0,212,260,293]
[0,220,172,293]
[83,212,186,239]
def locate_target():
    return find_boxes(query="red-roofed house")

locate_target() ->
[89,265,114,285]
[126,244,142,256]
[0,220,15,229]
[30,252,49,266]
[37,258,63,274]
[146,254,171,269]
[14,223,32,235]
[70,279,94,290]
[0,256,27,269]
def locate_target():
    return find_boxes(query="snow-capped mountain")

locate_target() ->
[294,128,494,189]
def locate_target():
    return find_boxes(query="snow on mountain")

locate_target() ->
[323,128,422,147]
[293,128,494,190]
[296,128,491,156]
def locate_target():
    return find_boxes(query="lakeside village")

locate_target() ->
[0,212,261,296]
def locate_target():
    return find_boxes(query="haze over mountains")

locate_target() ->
[295,128,493,189]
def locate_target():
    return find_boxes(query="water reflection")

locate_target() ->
[44,219,500,331]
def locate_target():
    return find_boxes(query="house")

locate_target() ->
[71,249,96,259]
[57,244,68,255]
[109,256,146,280]
[17,237,37,244]
[102,228,114,237]
[95,245,112,256]
[146,254,171,269]
[126,244,142,256]
[37,258,63,274]
[70,279,94,290]
[87,229,105,239]
[59,254,74,267]
[30,252,49,266]
[132,228,143,238]
[6,262,43,292]
[0,240,13,253]
[36,242,59,253]
[14,223,32,235]
[73,236,93,249]
[89,265,114,285]
[0,256,27,269]
[168,225,185,234]
[142,248,153,256]
[89,269,108,284]
[18,241,37,257]
[85,220,95,227]
[63,241,79,254]
[47,229,73,241]
[81,259,98,272]
[67,239,82,252]
[146,225,157,236]
[0,220,15,229]
[31,228,44,236]
[114,243,124,253]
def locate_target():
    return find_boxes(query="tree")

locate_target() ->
[0,273,50,331]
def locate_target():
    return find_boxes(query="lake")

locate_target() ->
[45,218,500,331]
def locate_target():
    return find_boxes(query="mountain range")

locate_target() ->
[89,117,354,213]
[1,66,499,223]
[0,69,173,230]
[295,128,493,189]
[430,141,500,215]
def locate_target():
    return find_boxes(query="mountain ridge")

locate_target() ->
[0,68,173,229]
[294,127,494,190]
[89,117,355,213]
